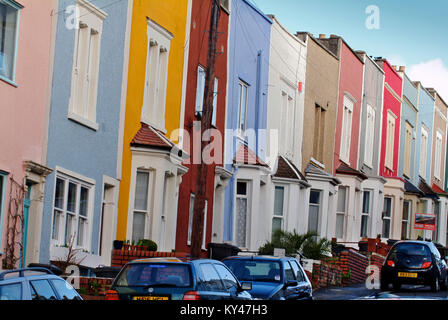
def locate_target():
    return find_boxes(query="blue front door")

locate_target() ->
[20,182,32,268]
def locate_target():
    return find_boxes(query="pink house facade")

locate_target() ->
[375,58,405,241]
[317,35,366,243]
[0,0,56,269]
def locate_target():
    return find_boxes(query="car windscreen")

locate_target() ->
[223,260,282,283]
[389,243,432,267]
[115,263,192,288]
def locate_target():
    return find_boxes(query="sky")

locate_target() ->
[250,0,448,101]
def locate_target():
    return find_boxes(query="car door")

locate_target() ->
[0,281,25,300]
[289,260,312,300]
[431,244,447,280]
[196,263,228,300]
[213,263,251,300]
[282,261,298,300]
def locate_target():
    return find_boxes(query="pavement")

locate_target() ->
[313,283,448,300]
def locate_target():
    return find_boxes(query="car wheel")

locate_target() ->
[431,275,440,292]
[441,275,447,291]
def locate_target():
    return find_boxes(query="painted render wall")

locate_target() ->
[40,0,129,264]
[223,0,271,243]
[0,0,56,264]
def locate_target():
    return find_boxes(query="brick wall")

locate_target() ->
[111,245,190,267]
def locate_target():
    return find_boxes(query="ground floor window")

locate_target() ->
[336,187,347,239]
[382,197,392,238]
[434,201,440,242]
[401,200,411,240]
[52,174,92,249]
[132,171,151,243]
[236,181,249,247]
[308,190,321,235]
[187,194,208,249]
[272,186,285,237]
[361,190,372,238]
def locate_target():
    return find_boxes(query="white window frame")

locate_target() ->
[237,80,248,134]
[402,200,411,240]
[385,111,397,170]
[68,0,106,131]
[212,77,218,127]
[364,104,375,168]
[403,122,413,178]
[340,95,354,164]
[360,189,372,238]
[51,169,94,251]
[419,126,429,180]
[195,65,206,114]
[336,186,347,240]
[141,19,173,132]
[308,190,321,235]
[187,193,207,249]
[382,196,393,239]
[131,170,153,243]
[272,185,285,236]
[235,180,250,248]
[435,130,443,181]
[0,0,22,84]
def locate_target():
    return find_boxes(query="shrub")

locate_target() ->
[137,239,158,251]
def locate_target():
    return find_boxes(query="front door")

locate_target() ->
[21,182,32,268]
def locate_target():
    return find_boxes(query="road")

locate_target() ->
[313,283,448,300]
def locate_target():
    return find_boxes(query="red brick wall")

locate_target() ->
[111,245,190,267]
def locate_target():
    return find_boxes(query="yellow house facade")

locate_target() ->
[116,0,191,251]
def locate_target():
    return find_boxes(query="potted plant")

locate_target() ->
[137,239,158,252]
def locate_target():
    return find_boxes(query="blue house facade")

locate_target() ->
[221,0,272,251]
[39,0,129,267]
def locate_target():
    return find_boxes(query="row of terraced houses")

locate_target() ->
[1,0,448,269]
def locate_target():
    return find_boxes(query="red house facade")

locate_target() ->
[175,0,230,256]
[376,59,403,178]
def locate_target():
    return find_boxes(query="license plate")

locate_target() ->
[133,296,169,301]
[398,272,418,278]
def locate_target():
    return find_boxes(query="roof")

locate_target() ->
[418,178,439,199]
[432,183,448,196]
[304,162,340,185]
[131,123,175,150]
[335,163,368,180]
[403,178,424,196]
[233,144,269,167]
[273,156,307,182]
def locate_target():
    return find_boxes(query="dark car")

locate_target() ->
[380,240,448,292]
[0,267,82,300]
[107,257,253,300]
[222,256,312,300]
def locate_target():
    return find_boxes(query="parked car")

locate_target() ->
[106,257,253,300]
[0,267,82,300]
[380,240,448,292]
[222,256,312,300]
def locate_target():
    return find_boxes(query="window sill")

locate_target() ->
[68,112,99,131]
[0,75,18,88]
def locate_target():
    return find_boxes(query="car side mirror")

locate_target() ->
[240,282,252,291]
[284,280,298,288]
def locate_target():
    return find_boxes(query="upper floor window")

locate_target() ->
[0,0,22,83]
[434,130,443,180]
[419,126,429,180]
[68,0,106,130]
[141,19,173,132]
[195,65,218,127]
[363,104,375,168]
[313,104,326,163]
[385,111,396,170]
[403,121,413,178]
[280,87,295,158]
[340,95,354,164]
[237,80,248,133]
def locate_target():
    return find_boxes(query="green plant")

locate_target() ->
[137,239,158,251]
[90,281,100,296]
[258,230,330,260]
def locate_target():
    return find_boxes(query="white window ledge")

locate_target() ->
[68,111,99,131]
[0,75,18,87]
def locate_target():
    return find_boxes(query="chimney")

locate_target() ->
[319,34,326,39]
[399,66,406,72]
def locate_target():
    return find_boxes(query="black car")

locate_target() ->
[107,257,253,300]
[222,256,312,300]
[380,240,448,292]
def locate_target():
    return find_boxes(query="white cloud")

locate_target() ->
[386,54,407,68]
[408,58,448,103]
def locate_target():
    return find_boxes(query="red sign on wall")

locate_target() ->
[414,213,437,231]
